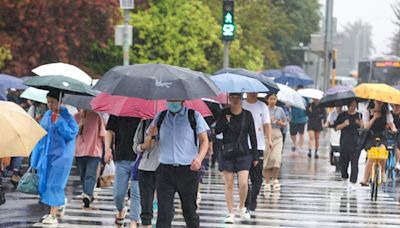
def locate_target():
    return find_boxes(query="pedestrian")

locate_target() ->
[74,110,106,208]
[325,106,343,128]
[133,119,159,228]
[242,92,272,213]
[391,104,400,172]
[105,115,141,226]
[306,98,325,158]
[147,100,210,228]
[360,100,397,186]
[30,90,79,225]
[264,94,286,193]
[215,93,258,224]
[290,85,308,153]
[334,100,363,190]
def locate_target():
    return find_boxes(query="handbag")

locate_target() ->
[17,167,39,195]
[357,128,372,150]
[221,111,248,159]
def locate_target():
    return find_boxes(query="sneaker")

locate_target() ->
[308,150,312,158]
[41,214,50,220]
[153,200,158,212]
[264,182,271,195]
[42,215,58,225]
[291,147,296,153]
[395,163,400,173]
[315,152,319,159]
[57,206,66,218]
[239,207,251,220]
[224,213,235,224]
[349,182,357,191]
[82,193,91,208]
[272,180,281,191]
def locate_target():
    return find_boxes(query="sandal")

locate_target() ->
[114,207,127,226]
[360,182,368,187]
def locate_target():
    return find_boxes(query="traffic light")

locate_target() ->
[222,0,235,41]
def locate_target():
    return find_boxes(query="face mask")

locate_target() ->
[167,102,182,113]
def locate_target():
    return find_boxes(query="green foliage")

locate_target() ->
[0,46,12,70]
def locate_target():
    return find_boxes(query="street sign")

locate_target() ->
[222,0,235,41]
[114,25,133,46]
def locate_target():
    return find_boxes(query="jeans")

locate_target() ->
[339,147,361,183]
[113,160,134,212]
[138,170,157,226]
[245,150,264,211]
[156,164,199,228]
[130,180,141,221]
[76,156,100,197]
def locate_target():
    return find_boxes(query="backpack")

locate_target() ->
[157,109,197,145]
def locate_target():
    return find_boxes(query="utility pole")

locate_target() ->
[123,9,130,66]
[223,42,229,68]
[323,0,333,90]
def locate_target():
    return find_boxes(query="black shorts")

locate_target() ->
[290,123,306,136]
[307,121,323,132]
[219,154,252,173]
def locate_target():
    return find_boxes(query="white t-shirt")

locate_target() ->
[362,110,393,124]
[242,100,270,150]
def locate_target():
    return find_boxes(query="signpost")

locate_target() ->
[222,0,235,68]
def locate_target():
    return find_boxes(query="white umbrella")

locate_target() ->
[297,88,324,100]
[32,62,92,85]
[20,87,48,104]
[277,84,306,109]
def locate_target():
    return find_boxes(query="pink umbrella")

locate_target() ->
[90,93,213,119]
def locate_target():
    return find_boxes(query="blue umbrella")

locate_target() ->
[0,74,27,101]
[261,69,283,79]
[0,74,27,90]
[210,73,269,93]
[277,65,314,87]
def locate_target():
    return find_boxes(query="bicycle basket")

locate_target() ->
[367,146,389,160]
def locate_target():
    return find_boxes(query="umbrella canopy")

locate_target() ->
[90,93,213,119]
[0,101,47,158]
[297,88,324,100]
[20,87,48,104]
[319,90,367,108]
[0,74,27,90]
[32,62,92,85]
[260,69,283,79]
[276,83,306,109]
[63,94,97,110]
[214,68,279,93]
[324,85,353,96]
[276,65,314,87]
[210,73,269,93]
[24,75,97,96]
[94,63,219,100]
[353,83,400,105]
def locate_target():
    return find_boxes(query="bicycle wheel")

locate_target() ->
[374,165,379,201]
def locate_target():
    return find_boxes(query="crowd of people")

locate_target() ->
[2,83,400,227]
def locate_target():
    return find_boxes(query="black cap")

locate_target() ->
[46,89,64,101]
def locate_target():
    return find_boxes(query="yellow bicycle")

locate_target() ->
[367,138,388,201]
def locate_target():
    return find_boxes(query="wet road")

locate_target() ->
[1,130,400,227]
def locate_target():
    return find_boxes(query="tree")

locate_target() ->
[0,0,121,76]
[0,46,12,70]
[391,3,400,56]
[88,0,265,74]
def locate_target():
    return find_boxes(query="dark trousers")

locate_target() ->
[138,170,157,226]
[76,156,100,197]
[339,147,361,183]
[156,164,199,228]
[211,139,223,167]
[245,150,264,211]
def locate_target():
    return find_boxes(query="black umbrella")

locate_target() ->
[63,93,99,110]
[94,63,220,100]
[214,68,279,93]
[319,90,367,108]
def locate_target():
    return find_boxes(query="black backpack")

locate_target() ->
[156,109,197,145]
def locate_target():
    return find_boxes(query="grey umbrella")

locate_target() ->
[214,68,279,93]
[94,63,220,100]
[63,93,98,110]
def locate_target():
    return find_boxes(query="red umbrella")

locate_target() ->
[90,93,213,119]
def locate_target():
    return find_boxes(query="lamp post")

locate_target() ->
[119,0,134,66]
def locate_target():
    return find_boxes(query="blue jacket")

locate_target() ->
[30,106,78,206]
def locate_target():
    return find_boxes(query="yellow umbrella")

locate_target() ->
[353,83,400,105]
[0,101,47,158]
